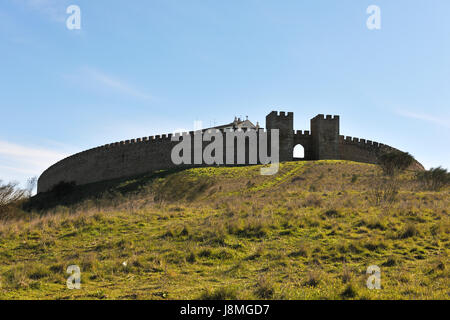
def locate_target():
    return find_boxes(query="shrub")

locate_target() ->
[378,151,415,176]
[369,177,399,205]
[416,167,450,191]
[0,180,27,219]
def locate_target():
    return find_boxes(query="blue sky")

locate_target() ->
[1,0,449,187]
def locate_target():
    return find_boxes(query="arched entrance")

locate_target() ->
[293,144,305,160]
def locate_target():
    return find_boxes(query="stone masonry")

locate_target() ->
[37,111,419,193]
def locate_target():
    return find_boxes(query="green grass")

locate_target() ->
[0,161,448,300]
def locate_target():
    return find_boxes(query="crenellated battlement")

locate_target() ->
[294,130,311,137]
[339,135,393,149]
[312,114,339,121]
[267,111,294,119]
[37,111,420,193]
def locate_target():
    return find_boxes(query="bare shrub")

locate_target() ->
[26,177,38,197]
[369,177,399,206]
[0,180,27,219]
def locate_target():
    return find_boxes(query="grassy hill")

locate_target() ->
[0,160,448,299]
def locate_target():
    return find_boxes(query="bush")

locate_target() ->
[416,167,450,191]
[0,180,27,219]
[369,177,399,205]
[378,151,415,176]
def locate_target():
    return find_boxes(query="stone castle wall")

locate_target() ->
[37,111,413,193]
[38,135,179,193]
[338,135,397,164]
[38,129,274,193]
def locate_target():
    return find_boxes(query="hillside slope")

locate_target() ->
[0,161,448,299]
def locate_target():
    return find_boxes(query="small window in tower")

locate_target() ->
[293,144,305,159]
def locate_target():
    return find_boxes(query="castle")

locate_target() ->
[37,111,416,193]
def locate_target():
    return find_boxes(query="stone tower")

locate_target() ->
[310,114,340,160]
[266,111,294,162]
